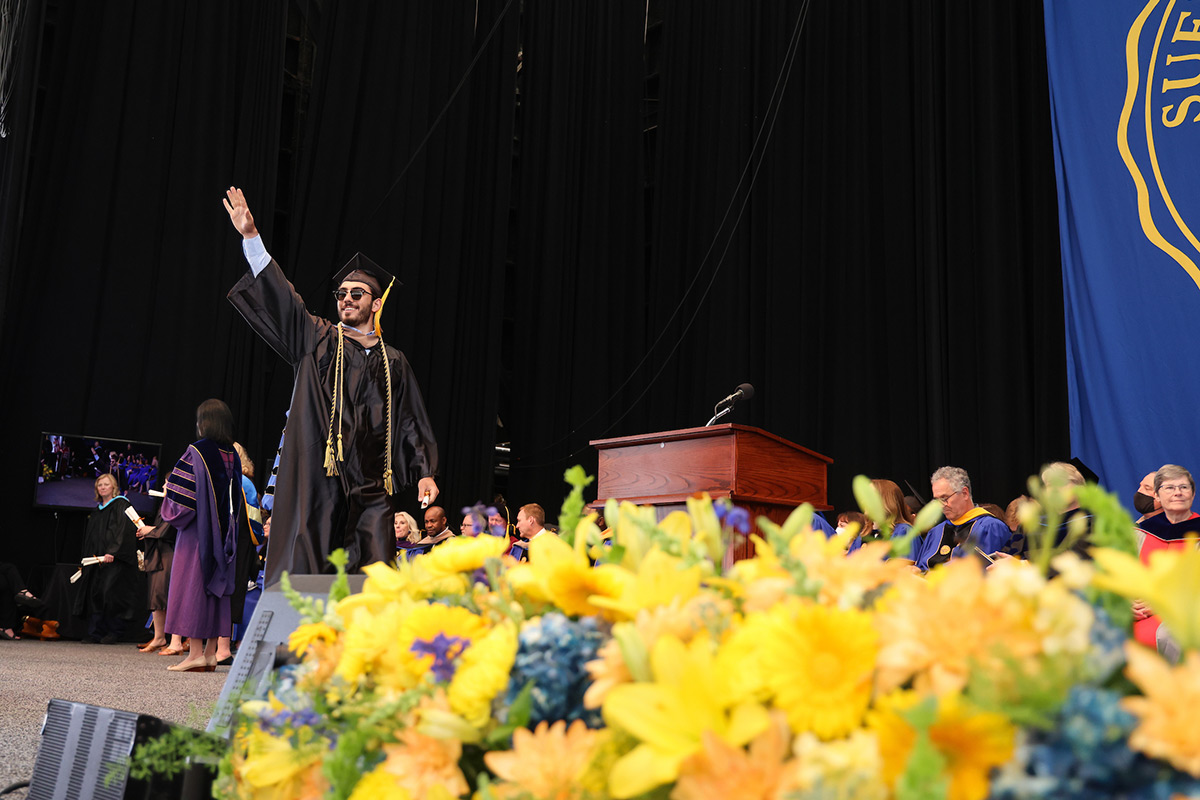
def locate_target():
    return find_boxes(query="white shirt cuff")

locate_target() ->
[242,235,272,277]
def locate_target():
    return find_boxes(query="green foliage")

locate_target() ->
[853,475,890,537]
[965,650,1076,730]
[558,465,596,547]
[126,723,228,782]
[1075,483,1138,555]
[894,696,949,800]
[485,682,535,747]
[281,571,325,624]
[324,726,377,800]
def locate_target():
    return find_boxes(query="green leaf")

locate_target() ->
[894,696,949,800]
[558,466,596,547]
[852,475,889,536]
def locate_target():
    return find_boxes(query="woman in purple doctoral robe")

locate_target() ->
[162,399,244,672]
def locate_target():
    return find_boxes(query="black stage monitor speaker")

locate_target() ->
[28,699,211,800]
[206,574,365,735]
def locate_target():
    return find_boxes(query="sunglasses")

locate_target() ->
[333,288,373,301]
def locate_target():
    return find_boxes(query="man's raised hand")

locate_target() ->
[223,186,258,240]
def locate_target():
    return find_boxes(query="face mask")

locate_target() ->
[1133,491,1157,515]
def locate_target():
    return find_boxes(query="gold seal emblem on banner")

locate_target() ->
[1120,0,1200,289]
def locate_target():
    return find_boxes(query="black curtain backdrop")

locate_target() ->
[0,0,1068,576]
[505,0,651,503]
[0,0,286,568]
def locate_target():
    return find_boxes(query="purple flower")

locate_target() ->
[410,633,471,682]
[726,506,751,535]
[713,498,732,524]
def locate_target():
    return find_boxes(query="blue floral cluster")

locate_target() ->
[1086,604,1128,683]
[713,498,751,535]
[989,686,1200,800]
[502,612,606,728]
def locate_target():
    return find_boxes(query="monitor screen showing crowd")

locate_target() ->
[35,432,163,516]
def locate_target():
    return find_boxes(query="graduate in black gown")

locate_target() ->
[223,187,440,585]
[72,473,143,643]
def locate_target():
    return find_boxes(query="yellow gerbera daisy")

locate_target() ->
[288,621,339,656]
[867,691,1014,800]
[484,720,600,800]
[750,598,879,739]
[394,604,490,684]
[1122,642,1200,776]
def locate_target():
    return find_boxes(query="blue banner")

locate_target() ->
[1045,0,1200,498]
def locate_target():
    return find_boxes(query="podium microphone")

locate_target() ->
[706,383,755,426]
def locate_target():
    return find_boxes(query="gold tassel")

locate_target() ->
[337,432,344,462]
[384,469,394,496]
[374,277,395,339]
[324,439,337,475]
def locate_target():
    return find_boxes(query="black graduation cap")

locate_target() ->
[331,252,399,338]
[332,252,400,296]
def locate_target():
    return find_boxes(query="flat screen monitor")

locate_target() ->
[35,432,163,516]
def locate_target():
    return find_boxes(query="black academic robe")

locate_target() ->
[72,497,143,621]
[228,260,438,585]
[140,510,177,610]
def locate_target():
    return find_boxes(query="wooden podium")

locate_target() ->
[590,424,833,561]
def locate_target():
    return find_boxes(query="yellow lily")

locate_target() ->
[590,547,702,619]
[1090,542,1200,651]
[602,633,770,798]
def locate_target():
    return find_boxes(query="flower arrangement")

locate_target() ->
[205,468,1200,800]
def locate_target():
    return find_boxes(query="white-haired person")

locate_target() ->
[912,466,1012,571]
[1132,464,1198,659]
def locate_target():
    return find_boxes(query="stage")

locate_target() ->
[0,639,226,792]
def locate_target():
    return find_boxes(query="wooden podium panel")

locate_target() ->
[590,424,832,560]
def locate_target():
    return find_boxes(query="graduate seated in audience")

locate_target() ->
[912,466,1012,571]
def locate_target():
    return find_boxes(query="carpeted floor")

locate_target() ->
[0,638,228,797]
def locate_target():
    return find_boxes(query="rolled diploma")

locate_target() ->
[124,506,145,527]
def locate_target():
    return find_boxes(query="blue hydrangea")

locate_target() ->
[1086,604,1128,683]
[989,686,1200,799]
[502,613,606,728]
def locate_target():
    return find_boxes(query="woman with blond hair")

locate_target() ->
[72,473,141,643]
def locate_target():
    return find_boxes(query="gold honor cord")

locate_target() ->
[376,277,397,496]
[324,324,347,476]
[323,286,397,495]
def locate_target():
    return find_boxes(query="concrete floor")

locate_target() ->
[0,638,227,796]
